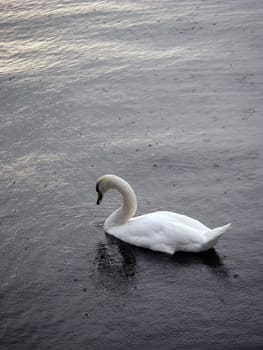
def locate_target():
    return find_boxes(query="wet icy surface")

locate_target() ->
[1,1,263,349]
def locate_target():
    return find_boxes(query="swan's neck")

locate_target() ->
[105,177,137,228]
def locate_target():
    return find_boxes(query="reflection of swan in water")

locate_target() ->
[170,248,229,278]
[121,238,229,278]
[93,235,229,289]
[93,237,137,290]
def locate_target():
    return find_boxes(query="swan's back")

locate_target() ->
[152,211,209,231]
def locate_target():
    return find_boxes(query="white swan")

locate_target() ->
[96,175,231,255]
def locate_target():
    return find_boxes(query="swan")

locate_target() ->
[96,175,231,255]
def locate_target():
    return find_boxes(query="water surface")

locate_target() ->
[1,1,263,349]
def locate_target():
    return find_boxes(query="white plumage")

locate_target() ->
[96,175,231,255]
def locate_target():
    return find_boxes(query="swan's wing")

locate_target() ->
[106,212,208,254]
[155,211,210,231]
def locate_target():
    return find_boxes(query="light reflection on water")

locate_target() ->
[0,0,204,78]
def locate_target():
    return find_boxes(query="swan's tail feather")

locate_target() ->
[203,223,231,250]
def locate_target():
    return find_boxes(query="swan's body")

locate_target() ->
[96,175,231,255]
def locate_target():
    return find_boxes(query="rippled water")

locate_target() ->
[1,1,263,349]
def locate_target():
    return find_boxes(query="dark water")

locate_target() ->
[1,1,263,349]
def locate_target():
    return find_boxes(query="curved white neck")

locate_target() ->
[105,176,137,228]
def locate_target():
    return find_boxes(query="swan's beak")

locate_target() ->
[96,191,103,205]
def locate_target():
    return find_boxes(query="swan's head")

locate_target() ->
[96,175,119,205]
